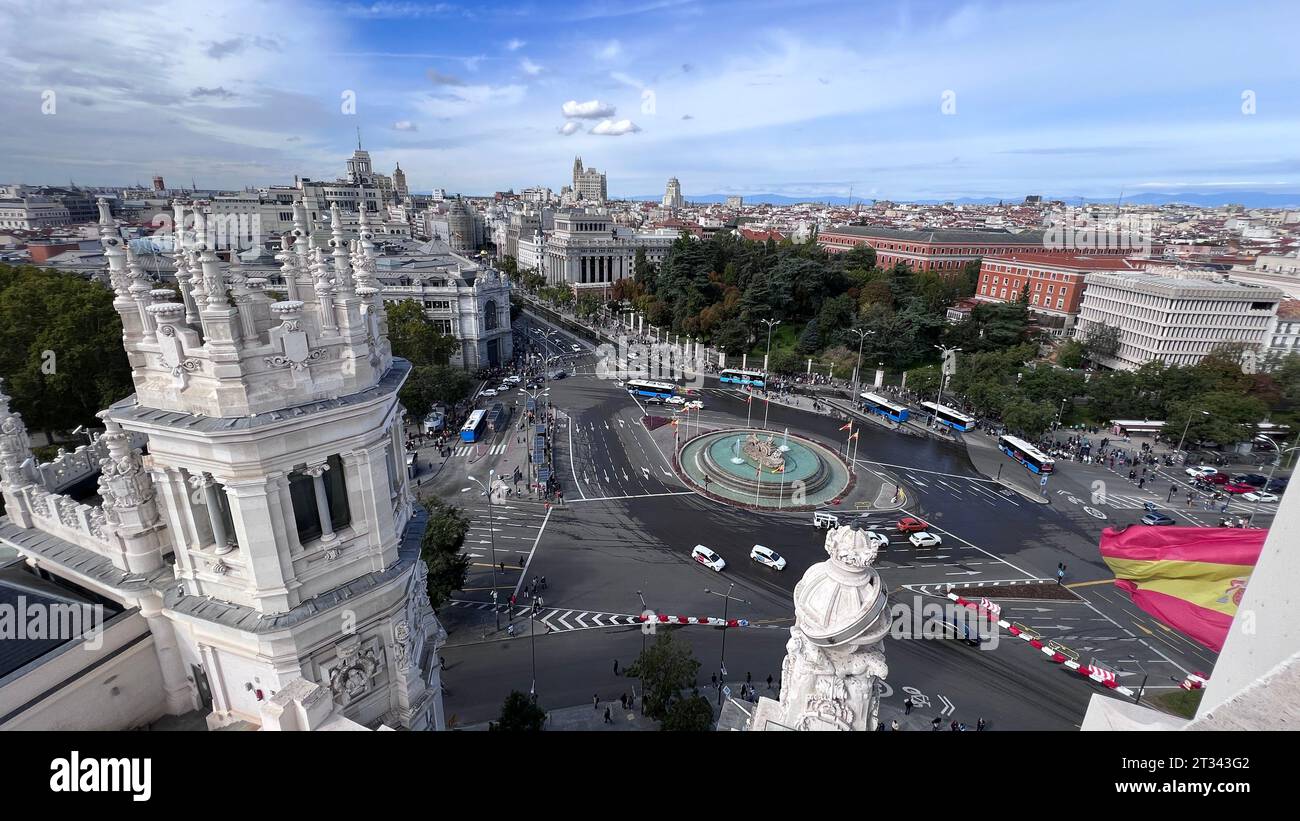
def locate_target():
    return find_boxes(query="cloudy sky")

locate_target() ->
[1,0,1297,200]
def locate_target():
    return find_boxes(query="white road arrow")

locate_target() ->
[622,469,629,482]
[603,470,611,482]
[938,694,955,716]
[945,570,981,576]
[575,612,589,628]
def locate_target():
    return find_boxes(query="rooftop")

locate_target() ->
[822,225,1044,244]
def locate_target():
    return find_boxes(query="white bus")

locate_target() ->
[919,401,976,432]
[859,392,910,423]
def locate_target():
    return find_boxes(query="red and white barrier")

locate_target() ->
[946,592,1137,698]
[636,613,750,628]
[1180,672,1209,690]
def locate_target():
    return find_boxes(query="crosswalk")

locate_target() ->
[452,442,510,457]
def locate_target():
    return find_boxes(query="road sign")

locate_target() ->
[722,686,732,698]
[1040,476,1049,486]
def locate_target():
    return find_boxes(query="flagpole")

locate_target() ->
[746,390,753,428]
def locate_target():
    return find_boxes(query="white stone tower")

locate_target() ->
[0,197,445,730]
[747,522,890,730]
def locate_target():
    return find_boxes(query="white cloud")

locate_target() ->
[562,99,616,119]
[393,120,418,131]
[598,40,622,60]
[590,118,640,136]
[558,121,581,136]
[505,38,526,51]
[344,2,460,18]
[520,57,542,76]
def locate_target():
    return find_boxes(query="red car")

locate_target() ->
[1205,473,1230,485]
[1223,483,1254,494]
[896,517,929,533]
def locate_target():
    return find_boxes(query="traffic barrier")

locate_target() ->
[637,613,750,628]
[947,592,1136,698]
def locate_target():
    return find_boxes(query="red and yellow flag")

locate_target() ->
[839,421,853,432]
[1098,525,1266,652]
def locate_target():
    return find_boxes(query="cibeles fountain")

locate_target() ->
[724,522,891,731]
[678,427,850,508]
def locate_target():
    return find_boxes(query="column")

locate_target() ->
[304,462,336,542]
[193,474,235,555]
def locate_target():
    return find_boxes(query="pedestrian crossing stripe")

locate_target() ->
[443,600,784,632]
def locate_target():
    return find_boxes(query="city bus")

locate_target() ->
[998,434,1055,474]
[460,409,488,443]
[719,368,767,388]
[624,379,677,400]
[859,392,910,424]
[919,401,976,432]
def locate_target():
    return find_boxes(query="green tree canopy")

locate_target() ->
[420,498,470,609]
[387,299,459,366]
[624,632,701,721]
[660,695,714,732]
[491,691,546,732]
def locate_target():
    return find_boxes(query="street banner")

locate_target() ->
[1098,525,1266,652]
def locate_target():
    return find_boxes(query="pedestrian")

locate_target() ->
[499,560,505,573]
[891,719,899,731]
[950,720,959,731]
[507,623,515,637]
[614,659,620,676]
[977,717,987,731]
[746,671,752,685]
[711,673,718,686]
[932,716,942,731]
[540,576,547,589]
[518,556,524,568]
[767,674,774,690]
[593,693,599,710]
[620,693,628,709]
[604,706,613,725]
[904,697,913,715]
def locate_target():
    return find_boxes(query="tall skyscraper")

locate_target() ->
[393,163,408,199]
[662,177,684,210]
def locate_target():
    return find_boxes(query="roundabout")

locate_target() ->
[677,427,852,509]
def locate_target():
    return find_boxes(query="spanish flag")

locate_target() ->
[1098,525,1266,652]
[839,421,853,432]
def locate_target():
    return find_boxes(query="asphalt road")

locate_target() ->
[436,309,1240,729]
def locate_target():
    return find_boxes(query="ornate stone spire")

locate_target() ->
[749,522,890,731]
[171,200,202,326]
[0,378,35,488]
[311,247,337,333]
[95,413,160,530]
[98,198,130,300]
[329,204,356,296]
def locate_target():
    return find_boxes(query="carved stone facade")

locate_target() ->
[747,523,891,731]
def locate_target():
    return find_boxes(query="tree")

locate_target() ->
[0,262,134,441]
[401,364,472,418]
[491,691,545,732]
[1056,339,1086,369]
[796,318,821,354]
[660,695,714,732]
[387,299,459,366]
[1001,396,1056,439]
[906,365,941,399]
[420,498,470,609]
[1081,322,1121,362]
[624,632,700,721]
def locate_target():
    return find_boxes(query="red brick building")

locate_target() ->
[818,226,1129,273]
[973,253,1142,332]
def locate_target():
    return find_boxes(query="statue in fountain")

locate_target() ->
[742,432,786,473]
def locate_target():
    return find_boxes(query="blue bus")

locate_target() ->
[460,409,488,443]
[919,401,975,432]
[719,368,767,388]
[859,392,910,423]
[998,434,1055,474]
[625,379,677,400]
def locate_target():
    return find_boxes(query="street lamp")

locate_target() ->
[1120,654,1148,706]
[465,474,501,630]
[704,584,750,706]
[1248,433,1299,525]
[529,598,540,701]
[636,589,650,714]
[932,345,961,428]
[849,328,875,404]
[1174,410,1210,465]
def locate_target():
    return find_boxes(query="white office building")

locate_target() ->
[541,208,677,293]
[1074,270,1282,370]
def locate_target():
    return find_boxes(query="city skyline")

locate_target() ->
[1,0,1298,200]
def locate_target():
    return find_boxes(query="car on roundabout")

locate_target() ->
[1242,490,1278,503]
[1140,512,1176,526]
[896,517,929,533]
[691,545,726,572]
[908,531,942,548]
[1185,466,1219,478]
[665,395,686,405]
[865,530,890,549]
[749,545,786,570]
[685,399,704,410]
[1223,482,1255,495]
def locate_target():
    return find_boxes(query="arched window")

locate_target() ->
[484,299,498,330]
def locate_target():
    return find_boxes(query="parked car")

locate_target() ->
[504,375,523,384]
[691,545,726,572]
[749,545,786,570]
[1233,473,1269,487]
[896,517,929,533]
[908,531,942,548]
[1242,491,1279,503]
[570,344,581,352]
[1141,512,1176,526]
[479,388,498,398]
[665,395,686,405]
[1267,477,1289,493]
[1223,482,1255,495]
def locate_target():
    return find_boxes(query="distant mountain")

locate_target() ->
[620,191,1300,208]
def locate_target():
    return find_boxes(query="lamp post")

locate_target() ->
[636,589,650,714]
[932,345,961,428]
[464,475,500,630]
[1121,655,1148,706]
[1248,434,1298,525]
[705,584,750,706]
[1174,410,1209,465]
[529,598,540,701]
[760,318,781,430]
[849,328,875,405]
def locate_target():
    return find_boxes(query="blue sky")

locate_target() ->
[1,0,1297,200]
